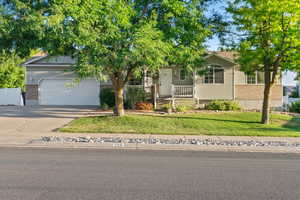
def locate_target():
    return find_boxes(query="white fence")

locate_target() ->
[0,88,24,106]
[171,85,194,97]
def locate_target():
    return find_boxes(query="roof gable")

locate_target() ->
[204,54,236,66]
[23,55,75,67]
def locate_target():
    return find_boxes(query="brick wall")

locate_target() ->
[25,85,38,100]
[235,85,283,100]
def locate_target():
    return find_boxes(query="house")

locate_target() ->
[23,55,100,106]
[23,52,283,110]
[157,51,283,110]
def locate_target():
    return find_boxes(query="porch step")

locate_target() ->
[156,98,172,109]
[173,98,198,107]
[156,98,198,109]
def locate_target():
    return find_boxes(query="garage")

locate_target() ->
[39,79,100,106]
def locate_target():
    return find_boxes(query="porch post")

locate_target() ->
[193,70,196,98]
[171,84,175,109]
[153,84,157,109]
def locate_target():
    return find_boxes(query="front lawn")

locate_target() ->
[60,112,300,137]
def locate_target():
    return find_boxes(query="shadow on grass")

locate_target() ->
[282,116,300,131]
[90,113,300,134]
[145,115,260,124]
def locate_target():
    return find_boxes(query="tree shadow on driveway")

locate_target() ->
[0,105,99,119]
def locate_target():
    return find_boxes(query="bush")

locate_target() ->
[125,87,149,109]
[175,105,193,112]
[0,51,24,91]
[290,90,299,98]
[205,100,242,111]
[100,88,115,108]
[205,100,226,110]
[135,101,153,110]
[289,100,300,113]
[224,101,242,111]
[101,103,110,110]
[100,87,151,109]
[162,103,172,112]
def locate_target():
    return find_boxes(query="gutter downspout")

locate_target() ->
[233,65,235,101]
[193,69,199,105]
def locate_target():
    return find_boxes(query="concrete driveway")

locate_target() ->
[0,106,98,144]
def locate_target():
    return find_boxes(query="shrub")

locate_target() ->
[205,100,226,110]
[100,88,115,108]
[101,103,110,110]
[125,87,150,109]
[224,101,242,111]
[289,100,300,113]
[0,51,24,91]
[175,105,193,112]
[162,103,172,112]
[135,101,153,110]
[290,90,299,98]
[205,100,242,111]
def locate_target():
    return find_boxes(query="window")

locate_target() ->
[214,67,224,84]
[246,74,256,84]
[204,66,224,84]
[246,71,264,84]
[179,69,186,80]
[204,68,214,84]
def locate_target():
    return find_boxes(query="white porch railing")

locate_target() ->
[171,85,194,97]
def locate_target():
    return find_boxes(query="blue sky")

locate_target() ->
[204,1,298,86]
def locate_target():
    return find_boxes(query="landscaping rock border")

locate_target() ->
[37,136,300,148]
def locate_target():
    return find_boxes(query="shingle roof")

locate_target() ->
[21,56,43,66]
[208,51,237,61]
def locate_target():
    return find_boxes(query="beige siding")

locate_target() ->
[234,68,283,85]
[195,55,235,100]
[205,55,234,67]
[234,69,246,84]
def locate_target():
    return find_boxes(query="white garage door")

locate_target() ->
[39,79,100,105]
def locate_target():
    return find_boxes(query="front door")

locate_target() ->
[159,69,172,96]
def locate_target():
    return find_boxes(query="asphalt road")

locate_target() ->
[1,148,300,200]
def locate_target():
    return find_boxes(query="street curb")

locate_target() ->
[1,142,300,154]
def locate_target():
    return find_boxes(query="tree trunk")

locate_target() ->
[261,82,273,124]
[113,86,125,116]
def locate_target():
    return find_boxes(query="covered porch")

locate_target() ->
[158,68,195,98]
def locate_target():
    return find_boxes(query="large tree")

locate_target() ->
[1,0,211,116]
[0,51,24,90]
[227,0,300,124]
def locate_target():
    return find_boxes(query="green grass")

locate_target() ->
[59,112,300,137]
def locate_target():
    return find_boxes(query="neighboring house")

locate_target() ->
[283,86,297,97]
[23,52,283,109]
[297,82,300,96]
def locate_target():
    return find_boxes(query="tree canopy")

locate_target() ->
[0,52,24,90]
[226,0,300,124]
[1,0,212,115]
